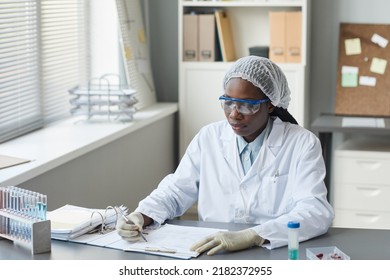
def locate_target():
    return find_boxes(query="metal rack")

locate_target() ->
[69,74,138,121]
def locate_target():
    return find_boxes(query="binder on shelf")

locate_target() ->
[269,11,302,63]
[286,11,302,63]
[215,10,235,62]
[269,11,287,63]
[198,14,216,61]
[183,14,199,61]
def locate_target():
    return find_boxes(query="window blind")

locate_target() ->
[40,0,88,123]
[0,0,88,143]
[0,1,42,143]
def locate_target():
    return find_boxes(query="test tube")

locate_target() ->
[0,187,3,209]
[288,221,300,260]
[38,194,47,221]
[3,187,8,212]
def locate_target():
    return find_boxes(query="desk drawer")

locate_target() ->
[333,209,390,229]
[333,184,390,211]
[334,156,390,185]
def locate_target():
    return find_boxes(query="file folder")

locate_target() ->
[269,11,302,63]
[198,14,216,61]
[215,10,235,62]
[183,14,199,61]
[269,12,286,63]
[286,11,302,63]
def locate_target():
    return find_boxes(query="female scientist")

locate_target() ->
[116,56,334,255]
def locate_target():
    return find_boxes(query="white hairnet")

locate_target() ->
[223,56,291,109]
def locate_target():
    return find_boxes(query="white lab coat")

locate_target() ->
[136,117,334,249]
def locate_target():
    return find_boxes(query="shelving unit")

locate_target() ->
[178,0,310,156]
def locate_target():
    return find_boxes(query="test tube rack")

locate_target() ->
[0,209,51,254]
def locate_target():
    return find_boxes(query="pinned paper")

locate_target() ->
[124,45,132,60]
[371,33,389,48]
[345,38,361,55]
[359,76,377,87]
[138,29,146,43]
[341,66,359,87]
[370,57,387,74]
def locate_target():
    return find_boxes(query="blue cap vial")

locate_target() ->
[288,221,300,228]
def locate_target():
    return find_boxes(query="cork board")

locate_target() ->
[335,23,390,116]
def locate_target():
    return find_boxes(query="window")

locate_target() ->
[0,0,89,143]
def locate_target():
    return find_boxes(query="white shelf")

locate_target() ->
[181,0,305,8]
[178,0,310,155]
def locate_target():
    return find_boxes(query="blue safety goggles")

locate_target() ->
[219,95,270,115]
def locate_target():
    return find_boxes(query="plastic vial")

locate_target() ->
[288,221,300,260]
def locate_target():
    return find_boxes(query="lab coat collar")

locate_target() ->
[220,122,238,164]
[266,117,284,149]
[220,117,286,178]
[244,118,282,178]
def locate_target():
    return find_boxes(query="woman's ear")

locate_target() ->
[268,104,275,113]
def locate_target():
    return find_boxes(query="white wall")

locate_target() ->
[17,114,177,211]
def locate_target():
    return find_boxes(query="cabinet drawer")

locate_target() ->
[334,156,390,185]
[333,209,390,230]
[333,184,390,211]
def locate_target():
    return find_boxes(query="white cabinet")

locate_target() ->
[332,139,390,229]
[178,0,310,156]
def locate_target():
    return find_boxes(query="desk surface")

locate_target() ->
[311,114,390,134]
[1,220,389,260]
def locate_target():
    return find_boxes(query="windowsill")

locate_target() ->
[0,102,178,186]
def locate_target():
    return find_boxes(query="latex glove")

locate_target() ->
[116,212,144,242]
[190,229,264,256]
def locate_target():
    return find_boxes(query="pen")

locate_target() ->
[116,207,148,242]
[145,247,176,254]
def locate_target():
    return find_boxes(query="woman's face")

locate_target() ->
[224,78,273,143]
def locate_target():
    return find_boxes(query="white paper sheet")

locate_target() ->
[342,117,385,128]
[121,224,226,259]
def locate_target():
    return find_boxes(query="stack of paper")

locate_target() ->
[48,204,127,240]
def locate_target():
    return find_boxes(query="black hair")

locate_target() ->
[270,107,298,125]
